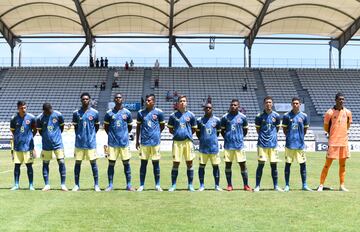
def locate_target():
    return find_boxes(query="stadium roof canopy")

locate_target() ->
[1,0,360,66]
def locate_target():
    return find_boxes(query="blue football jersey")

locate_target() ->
[72,107,99,149]
[220,112,248,150]
[104,108,132,147]
[255,111,281,148]
[137,107,165,146]
[167,110,197,141]
[37,110,64,150]
[282,111,309,150]
[10,113,36,152]
[197,116,221,154]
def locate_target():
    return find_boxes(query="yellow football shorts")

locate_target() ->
[13,151,34,164]
[75,148,97,161]
[257,147,279,162]
[224,149,246,163]
[41,149,65,161]
[108,146,131,161]
[140,145,161,160]
[172,140,194,162]
[199,152,221,165]
[285,148,306,164]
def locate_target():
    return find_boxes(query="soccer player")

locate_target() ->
[10,101,37,190]
[282,97,312,192]
[167,95,197,192]
[72,92,101,192]
[136,94,165,192]
[254,96,282,192]
[37,103,68,191]
[104,93,134,191]
[196,103,222,191]
[221,99,251,191]
[318,93,352,192]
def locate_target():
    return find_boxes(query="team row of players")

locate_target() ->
[9,92,352,192]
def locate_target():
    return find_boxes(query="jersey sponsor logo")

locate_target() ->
[88,115,93,121]
[25,120,30,125]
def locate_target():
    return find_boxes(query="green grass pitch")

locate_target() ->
[0,150,359,231]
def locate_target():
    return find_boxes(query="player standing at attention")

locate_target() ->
[37,103,68,191]
[196,103,222,191]
[167,95,197,192]
[254,96,282,192]
[221,99,252,191]
[318,93,352,192]
[10,101,37,190]
[282,97,312,192]
[72,93,101,192]
[136,94,165,192]
[104,93,134,191]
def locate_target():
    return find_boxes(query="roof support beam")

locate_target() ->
[174,38,193,68]
[0,19,20,48]
[73,0,94,57]
[330,16,360,50]
[244,0,272,49]
[0,18,21,67]
[168,0,175,67]
[69,41,87,66]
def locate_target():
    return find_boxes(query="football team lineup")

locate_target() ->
[8,92,352,193]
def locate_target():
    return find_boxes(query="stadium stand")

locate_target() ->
[0,67,108,125]
[261,69,298,103]
[152,67,260,121]
[111,68,144,103]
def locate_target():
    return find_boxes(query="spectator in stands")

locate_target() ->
[239,106,246,114]
[155,77,159,88]
[112,80,118,89]
[130,59,134,69]
[90,56,94,68]
[92,99,98,108]
[207,95,212,104]
[242,81,247,91]
[105,57,108,68]
[100,81,106,91]
[173,91,178,102]
[114,71,119,79]
[95,58,100,68]
[201,98,206,107]
[141,97,144,107]
[166,90,172,102]
[154,59,160,69]
[318,92,352,192]
[125,61,129,70]
[100,57,104,68]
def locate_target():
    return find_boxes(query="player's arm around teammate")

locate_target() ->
[254,96,282,192]
[220,99,251,192]
[318,93,352,192]
[72,92,101,192]
[135,94,165,192]
[104,93,135,191]
[10,101,37,190]
[282,97,312,192]
[37,103,68,191]
[196,103,222,191]
[167,95,197,192]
